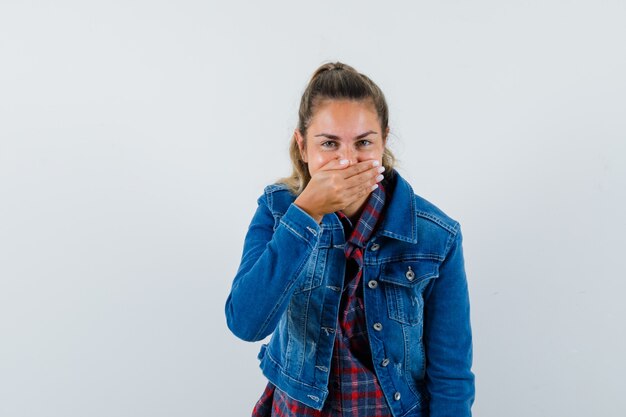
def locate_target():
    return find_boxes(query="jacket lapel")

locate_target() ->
[376,170,418,244]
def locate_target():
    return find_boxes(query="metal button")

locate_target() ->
[367,280,378,289]
[381,358,390,367]
[405,266,415,281]
[394,392,401,401]
[370,243,380,251]
[373,322,383,331]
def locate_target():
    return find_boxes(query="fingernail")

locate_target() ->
[372,160,379,167]
[371,184,379,191]
[339,159,349,165]
[377,166,385,173]
[376,174,384,182]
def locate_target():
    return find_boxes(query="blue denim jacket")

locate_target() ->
[225,170,474,417]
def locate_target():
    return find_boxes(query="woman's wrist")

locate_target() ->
[294,195,324,224]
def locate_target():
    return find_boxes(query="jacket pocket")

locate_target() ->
[293,246,328,293]
[379,260,439,325]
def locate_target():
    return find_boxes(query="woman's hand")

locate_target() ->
[294,159,385,223]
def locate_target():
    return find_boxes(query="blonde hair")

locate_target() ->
[278,62,396,194]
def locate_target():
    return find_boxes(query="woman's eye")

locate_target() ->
[358,139,372,147]
[321,141,337,148]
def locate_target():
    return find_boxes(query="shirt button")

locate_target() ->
[394,392,401,401]
[370,243,380,251]
[367,280,378,289]
[373,322,383,331]
[381,358,390,367]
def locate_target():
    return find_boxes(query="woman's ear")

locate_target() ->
[295,129,308,163]
[383,127,390,145]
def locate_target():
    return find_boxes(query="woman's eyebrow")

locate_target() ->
[314,130,378,140]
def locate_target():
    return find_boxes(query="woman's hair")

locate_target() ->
[278,61,396,194]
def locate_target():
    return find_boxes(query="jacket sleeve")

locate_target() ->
[423,223,475,417]
[224,191,322,342]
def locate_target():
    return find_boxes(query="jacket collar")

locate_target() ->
[375,170,418,244]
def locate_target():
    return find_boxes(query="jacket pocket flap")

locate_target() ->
[379,260,439,288]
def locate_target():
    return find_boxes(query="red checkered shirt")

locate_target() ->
[251,183,392,417]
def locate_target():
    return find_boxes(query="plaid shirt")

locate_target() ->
[251,184,392,417]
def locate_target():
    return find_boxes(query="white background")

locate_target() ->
[1,1,625,416]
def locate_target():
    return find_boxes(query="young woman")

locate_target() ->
[225,62,475,417]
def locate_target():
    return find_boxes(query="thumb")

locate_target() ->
[318,158,351,172]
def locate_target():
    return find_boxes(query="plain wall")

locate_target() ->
[1,1,625,416]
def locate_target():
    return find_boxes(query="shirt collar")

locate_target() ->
[336,182,386,248]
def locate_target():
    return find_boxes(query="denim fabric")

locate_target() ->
[225,170,474,417]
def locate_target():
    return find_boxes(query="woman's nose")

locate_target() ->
[339,148,357,164]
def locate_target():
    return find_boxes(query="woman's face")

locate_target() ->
[296,99,387,176]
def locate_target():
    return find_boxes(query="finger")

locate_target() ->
[317,157,351,172]
[343,163,384,188]
[344,176,381,200]
[341,159,382,179]
[342,181,377,206]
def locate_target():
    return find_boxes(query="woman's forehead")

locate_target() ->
[309,100,380,133]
